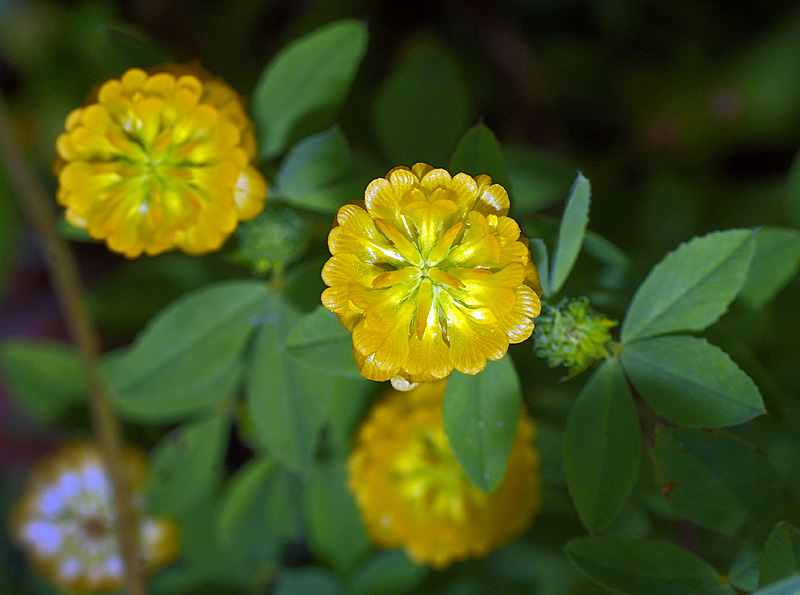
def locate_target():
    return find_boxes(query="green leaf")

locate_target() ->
[349,551,427,595]
[275,569,341,595]
[246,292,331,470]
[729,536,763,592]
[563,358,641,534]
[147,414,230,516]
[503,146,578,216]
[621,230,755,342]
[275,126,349,191]
[760,522,800,587]
[651,427,780,536]
[0,339,86,422]
[372,45,471,165]
[787,148,800,228]
[302,457,371,574]
[528,237,550,297]
[739,227,800,309]
[274,126,362,213]
[549,173,591,295]
[252,20,368,159]
[146,494,230,592]
[327,381,376,455]
[753,576,800,595]
[282,172,369,215]
[523,215,631,308]
[448,123,511,189]
[487,543,584,595]
[89,253,214,336]
[215,456,294,565]
[94,22,168,71]
[107,280,268,420]
[284,305,361,377]
[565,537,735,595]
[443,357,522,492]
[621,335,765,427]
[107,352,244,423]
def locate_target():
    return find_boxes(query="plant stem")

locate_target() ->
[0,102,146,595]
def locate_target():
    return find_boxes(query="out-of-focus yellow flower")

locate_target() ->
[348,381,541,569]
[322,164,542,386]
[55,65,267,257]
[10,441,178,593]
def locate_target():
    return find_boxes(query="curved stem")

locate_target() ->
[0,102,146,595]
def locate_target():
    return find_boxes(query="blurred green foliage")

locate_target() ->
[2,1,800,595]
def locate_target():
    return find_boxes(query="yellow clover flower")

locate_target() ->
[55,65,267,257]
[10,441,179,593]
[322,163,542,386]
[348,381,541,569]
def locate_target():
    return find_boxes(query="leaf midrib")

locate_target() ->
[623,233,751,341]
[623,340,761,413]
[118,286,267,390]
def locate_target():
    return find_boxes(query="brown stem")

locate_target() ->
[0,102,146,595]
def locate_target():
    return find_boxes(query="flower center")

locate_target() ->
[81,515,111,539]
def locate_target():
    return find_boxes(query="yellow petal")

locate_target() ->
[444,211,502,267]
[492,215,521,242]
[439,292,509,374]
[361,284,417,333]
[231,165,267,219]
[414,278,434,340]
[353,349,396,382]
[372,267,421,288]
[401,199,459,257]
[427,221,464,265]
[410,163,434,179]
[401,321,453,381]
[474,183,509,216]
[364,177,401,223]
[418,167,452,197]
[328,204,403,263]
[353,301,414,377]
[497,241,531,269]
[374,218,424,267]
[448,173,480,215]
[428,267,465,290]
[322,253,385,296]
[450,262,526,319]
[143,72,177,98]
[525,260,543,297]
[120,68,148,94]
[386,166,419,196]
[495,284,541,343]
[321,284,361,327]
[173,104,220,145]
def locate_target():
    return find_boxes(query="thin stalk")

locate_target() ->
[0,102,146,595]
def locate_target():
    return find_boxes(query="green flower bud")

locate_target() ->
[232,204,309,276]
[533,296,617,377]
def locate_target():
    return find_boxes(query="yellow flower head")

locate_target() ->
[10,441,179,593]
[55,65,267,257]
[348,381,541,569]
[322,163,542,385]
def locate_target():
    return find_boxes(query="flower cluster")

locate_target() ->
[348,381,541,568]
[322,164,542,386]
[533,296,617,377]
[55,64,267,258]
[10,441,178,593]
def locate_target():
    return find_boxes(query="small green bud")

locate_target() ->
[232,204,309,276]
[533,296,617,378]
